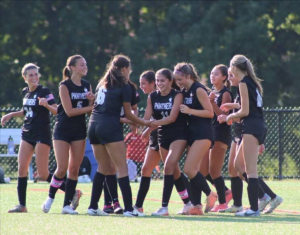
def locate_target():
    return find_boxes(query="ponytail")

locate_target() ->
[63,55,84,81]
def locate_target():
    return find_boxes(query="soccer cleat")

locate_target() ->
[225,189,233,204]
[187,205,204,215]
[258,193,271,212]
[151,207,169,216]
[123,208,145,217]
[133,205,144,213]
[235,209,260,217]
[42,197,54,213]
[87,208,109,216]
[62,205,78,215]
[210,203,228,212]
[177,202,194,215]
[264,195,283,214]
[103,205,114,214]
[204,191,218,213]
[71,189,83,210]
[8,205,27,213]
[113,202,124,214]
[219,205,243,213]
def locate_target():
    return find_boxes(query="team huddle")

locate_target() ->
[1,54,283,217]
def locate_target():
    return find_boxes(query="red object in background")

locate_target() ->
[124,133,148,163]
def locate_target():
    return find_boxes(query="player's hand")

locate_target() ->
[209,92,216,103]
[258,144,265,155]
[150,120,159,127]
[38,97,48,107]
[220,103,237,112]
[218,114,228,124]
[180,104,191,114]
[1,114,12,127]
[143,120,153,127]
[86,92,95,102]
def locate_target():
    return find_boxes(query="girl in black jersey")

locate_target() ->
[102,77,140,215]
[42,55,94,215]
[219,68,283,214]
[1,63,58,213]
[138,69,192,216]
[220,55,267,217]
[174,63,217,215]
[87,55,151,217]
[199,64,234,212]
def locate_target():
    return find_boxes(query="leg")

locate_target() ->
[34,143,51,181]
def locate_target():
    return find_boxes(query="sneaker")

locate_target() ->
[113,202,124,214]
[71,190,83,210]
[123,208,145,217]
[258,194,271,211]
[103,205,114,214]
[225,189,233,204]
[62,205,78,215]
[204,191,218,213]
[187,205,204,215]
[264,195,283,214]
[210,203,228,212]
[8,205,27,213]
[87,208,109,216]
[151,207,169,216]
[42,197,54,213]
[235,209,260,217]
[177,202,193,215]
[219,205,243,213]
[133,205,144,213]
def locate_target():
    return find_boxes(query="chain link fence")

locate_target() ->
[0,107,299,180]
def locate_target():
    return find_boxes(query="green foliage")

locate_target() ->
[1,1,300,107]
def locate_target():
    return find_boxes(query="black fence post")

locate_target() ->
[278,111,284,180]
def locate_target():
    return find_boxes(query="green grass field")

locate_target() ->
[1,180,299,235]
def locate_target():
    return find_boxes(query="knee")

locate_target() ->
[37,171,49,181]
[141,165,153,176]
[228,164,238,177]
[183,166,196,179]
[18,167,28,178]
[164,163,175,175]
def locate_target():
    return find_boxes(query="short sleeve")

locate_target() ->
[42,87,56,105]
[122,84,132,103]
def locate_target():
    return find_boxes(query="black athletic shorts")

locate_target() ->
[159,131,188,151]
[214,126,232,147]
[88,121,123,145]
[53,125,86,143]
[232,122,243,145]
[149,129,159,152]
[187,125,214,147]
[21,126,52,147]
[241,118,267,145]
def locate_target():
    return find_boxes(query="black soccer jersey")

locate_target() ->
[212,86,233,126]
[150,89,187,142]
[55,79,90,130]
[238,76,264,120]
[90,83,132,122]
[22,85,56,131]
[120,82,140,118]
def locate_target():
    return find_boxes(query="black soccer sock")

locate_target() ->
[174,174,190,204]
[106,175,119,204]
[49,175,65,199]
[214,176,226,204]
[180,172,194,204]
[162,175,174,207]
[47,173,65,192]
[17,177,27,206]
[258,177,276,199]
[118,176,133,212]
[205,174,215,186]
[242,172,249,183]
[247,178,259,211]
[63,178,77,207]
[103,181,112,206]
[197,172,211,196]
[231,177,243,207]
[135,176,151,208]
[190,173,203,205]
[89,172,106,210]
[258,183,265,199]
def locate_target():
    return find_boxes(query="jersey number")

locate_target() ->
[24,107,33,118]
[96,88,107,105]
[161,111,169,118]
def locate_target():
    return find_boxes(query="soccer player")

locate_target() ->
[86,54,150,216]
[1,63,58,213]
[174,63,218,215]
[42,55,94,214]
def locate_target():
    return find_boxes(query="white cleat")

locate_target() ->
[151,207,169,216]
[62,205,78,215]
[42,197,54,213]
[264,195,283,214]
[87,208,109,216]
[124,208,146,217]
[235,209,260,217]
[258,194,271,211]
